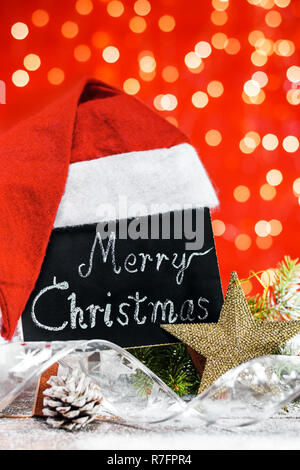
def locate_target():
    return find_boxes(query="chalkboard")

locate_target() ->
[21,208,223,347]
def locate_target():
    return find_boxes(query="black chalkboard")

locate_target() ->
[21,208,223,347]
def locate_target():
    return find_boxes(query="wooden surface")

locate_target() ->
[1,411,300,450]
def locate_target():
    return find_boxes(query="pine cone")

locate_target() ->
[42,369,103,431]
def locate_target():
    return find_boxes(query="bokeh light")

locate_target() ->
[260,183,277,200]
[123,78,140,95]
[207,80,224,97]
[262,133,279,150]
[233,185,251,202]
[195,41,212,58]
[192,91,209,108]
[23,54,41,71]
[31,10,49,27]
[255,220,271,237]
[162,66,179,83]
[212,219,226,236]
[134,0,151,16]
[76,0,94,15]
[47,68,65,85]
[107,1,124,17]
[266,169,283,186]
[102,46,120,63]
[11,22,29,40]
[282,135,299,153]
[129,16,147,33]
[212,32,228,49]
[158,15,175,32]
[235,234,252,251]
[61,21,79,39]
[205,129,222,146]
[74,45,91,62]
[12,70,29,87]
[287,66,300,83]
[184,52,201,69]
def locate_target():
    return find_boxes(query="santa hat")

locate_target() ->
[0,78,218,340]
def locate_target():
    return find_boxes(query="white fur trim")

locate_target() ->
[54,143,219,228]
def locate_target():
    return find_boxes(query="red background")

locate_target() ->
[0,0,299,294]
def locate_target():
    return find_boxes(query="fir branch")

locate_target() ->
[128,344,200,397]
[247,256,300,321]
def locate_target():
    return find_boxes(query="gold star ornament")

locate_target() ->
[161,271,300,393]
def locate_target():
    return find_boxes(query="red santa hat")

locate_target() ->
[0,79,218,340]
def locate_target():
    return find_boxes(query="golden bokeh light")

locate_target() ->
[255,220,271,237]
[256,37,274,55]
[195,41,212,58]
[256,235,273,250]
[11,22,29,40]
[242,89,265,104]
[251,50,268,66]
[212,0,229,11]
[262,133,279,150]
[102,46,120,63]
[260,183,277,200]
[12,70,29,87]
[192,91,209,108]
[74,45,91,62]
[76,0,94,15]
[260,269,277,287]
[212,219,226,236]
[269,219,282,236]
[123,78,140,95]
[252,71,268,87]
[207,80,224,97]
[32,10,49,27]
[158,15,176,32]
[61,21,78,39]
[244,79,260,97]
[266,169,283,186]
[225,38,241,55]
[242,279,253,296]
[265,10,282,27]
[139,55,156,72]
[235,234,252,251]
[239,138,255,154]
[244,131,261,149]
[139,70,156,81]
[205,129,222,146]
[162,66,179,83]
[211,10,228,25]
[134,0,151,16]
[23,53,41,71]
[233,185,251,202]
[248,30,264,47]
[274,0,291,6]
[129,16,147,33]
[293,178,300,196]
[107,1,124,17]
[283,135,299,153]
[153,95,164,111]
[286,89,300,105]
[160,94,178,111]
[184,52,201,69]
[47,68,65,85]
[274,40,295,57]
[287,66,300,83]
[211,32,228,49]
